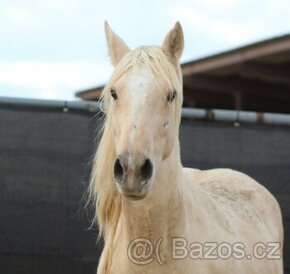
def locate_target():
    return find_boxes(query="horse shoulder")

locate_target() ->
[182,167,283,242]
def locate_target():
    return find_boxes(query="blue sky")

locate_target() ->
[1,0,290,100]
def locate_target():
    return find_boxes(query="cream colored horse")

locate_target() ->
[89,22,284,274]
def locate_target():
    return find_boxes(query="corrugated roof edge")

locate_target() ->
[182,33,290,67]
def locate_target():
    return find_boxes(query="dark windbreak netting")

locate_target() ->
[0,105,289,274]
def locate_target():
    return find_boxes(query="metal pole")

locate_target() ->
[0,96,101,112]
[181,108,290,126]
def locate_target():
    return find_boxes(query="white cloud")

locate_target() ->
[0,61,112,100]
[193,0,236,10]
[33,0,79,11]
[170,6,261,44]
[4,6,32,24]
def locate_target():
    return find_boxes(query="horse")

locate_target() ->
[89,22,284,274]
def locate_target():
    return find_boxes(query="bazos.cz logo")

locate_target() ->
[172,238,281,261]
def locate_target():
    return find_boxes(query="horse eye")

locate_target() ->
[167,90,177,102]
[110,88,118,100]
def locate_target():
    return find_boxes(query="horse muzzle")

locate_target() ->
[113,152,153,200]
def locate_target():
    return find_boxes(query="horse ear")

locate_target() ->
[162,22,184,62]
[104,21,130,66]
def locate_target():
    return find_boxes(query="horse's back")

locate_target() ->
[184,167,283,245]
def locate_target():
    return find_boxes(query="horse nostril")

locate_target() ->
[140,159,153,181]
[114,158,124,183]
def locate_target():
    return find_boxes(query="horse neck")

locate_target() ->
[119,137,186,239]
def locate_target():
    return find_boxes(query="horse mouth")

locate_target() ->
[123,193,147,201]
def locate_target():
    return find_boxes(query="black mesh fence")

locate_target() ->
[0,105,289,273]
